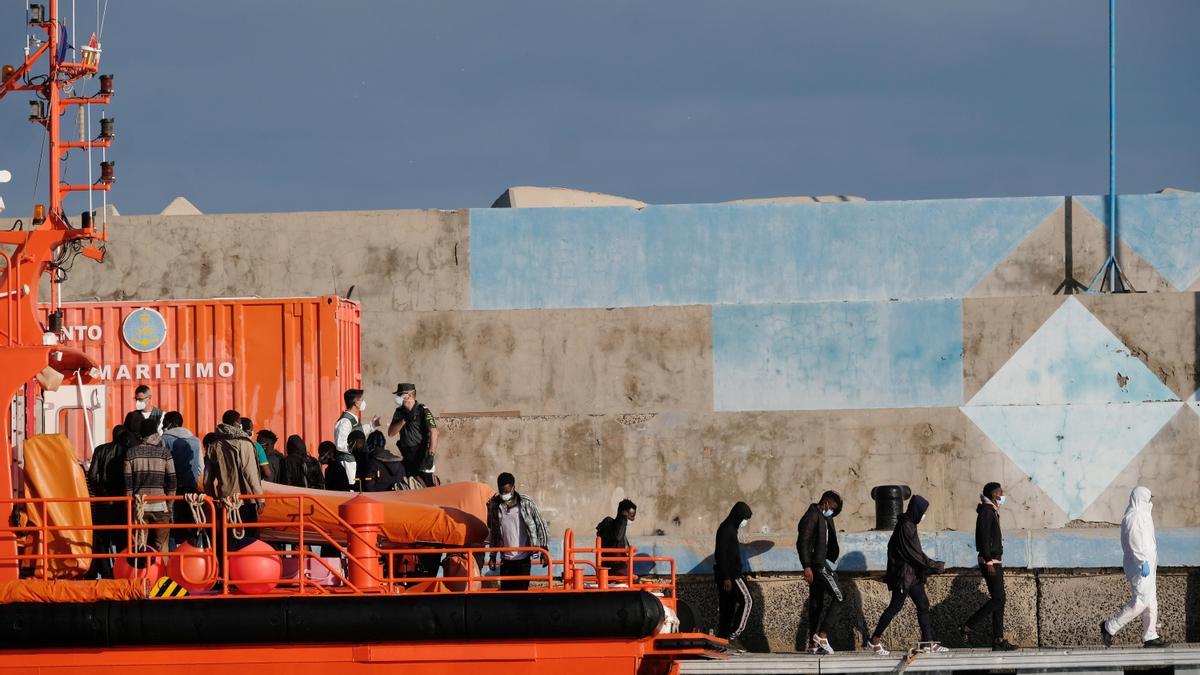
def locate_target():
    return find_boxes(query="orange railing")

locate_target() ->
[5,494,217,580]
[0,494,677,605]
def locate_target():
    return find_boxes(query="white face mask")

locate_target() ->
[738,519,748,529]
[394,395,405,405]
[500,492,514,501]
[357,400,366,412]
[134,400,148,411]
[997,495,1006,506]
[821,509,835,518]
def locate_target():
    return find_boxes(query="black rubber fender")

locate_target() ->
[0,590,665,648]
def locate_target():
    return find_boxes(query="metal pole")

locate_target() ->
[1108,0,1117,291]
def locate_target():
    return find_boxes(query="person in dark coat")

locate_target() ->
[319,440,352,491]
[796,490,844,654]
[282,435,325,490]
[867,495,946,656]
[86,424,130,578]
[713,501,753,650]
[363,430,408,492]
[596,499,637,580]
[962,482,1017,651]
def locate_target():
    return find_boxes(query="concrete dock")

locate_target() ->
[681,645,1200,674]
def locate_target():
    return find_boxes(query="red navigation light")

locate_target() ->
[99,161,116,183]
[98,74,114,96]
[99,117,114,139]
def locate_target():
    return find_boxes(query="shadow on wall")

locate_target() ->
[934,572,993,648]
[1187,571,1200,642]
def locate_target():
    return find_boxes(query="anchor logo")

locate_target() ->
[122,308,167,353]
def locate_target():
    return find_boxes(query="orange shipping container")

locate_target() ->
[37,296,360,458]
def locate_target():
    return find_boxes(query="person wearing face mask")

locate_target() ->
[961,482,1017,651]
[333,388,380,487]
[124,384,163,436]
[713,501,753,651]
[484,472,550,591]
[1101,486,1169,648]
[796,490,844,654]
[867,495,947,656]
[387,383,439,487]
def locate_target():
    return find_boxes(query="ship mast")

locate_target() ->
[0,0,114,580]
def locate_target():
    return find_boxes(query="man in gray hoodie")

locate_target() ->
[161,411,202,544]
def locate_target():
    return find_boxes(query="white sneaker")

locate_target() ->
[922,642,950,654]
[868,640,890,656]
[812,634,835,655]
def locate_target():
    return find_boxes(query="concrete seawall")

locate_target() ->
[675,569,1200,652]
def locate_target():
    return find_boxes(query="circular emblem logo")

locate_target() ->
[122,308,168,353]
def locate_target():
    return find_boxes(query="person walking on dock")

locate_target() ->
[797,490,844,654]
[961,482,1018,651]
[1101,486,1169,648]
[867,495,946,656]
[714,501,754,652]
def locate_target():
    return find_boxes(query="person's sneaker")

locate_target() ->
[1143,637,1170,648]
[958,623,975,644]
[922,642,950,654]
[866,639,890,656]
[992,639,1018,652]
[727,637,747,654]
[813,634,835,655]
[1099,620,1113,648]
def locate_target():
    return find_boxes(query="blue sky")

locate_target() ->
[2,1,1197,215]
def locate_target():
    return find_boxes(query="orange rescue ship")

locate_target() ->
[0,3,725,673]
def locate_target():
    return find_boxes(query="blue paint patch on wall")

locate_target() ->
[604,529,1199,576]
[713,300,962,411]
[1077,192,1200,290]
[469,196,1059,309]
[968,298,1178,406]
[961,402,1181,519]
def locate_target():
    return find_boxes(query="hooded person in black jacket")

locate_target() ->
[867,495,946,655]
[796,490,844,654]
[597,499,637,581]
[962,482,1017,651]
[714,501,753,647]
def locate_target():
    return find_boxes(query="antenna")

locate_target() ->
[1089,0,1130,293]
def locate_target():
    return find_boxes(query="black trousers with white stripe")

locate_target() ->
[716,576,753,640]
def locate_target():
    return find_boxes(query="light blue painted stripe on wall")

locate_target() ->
[712,300,962,411]
[580,529,1200,576]
[1077,192,1200,290]
[468,196,1059,309]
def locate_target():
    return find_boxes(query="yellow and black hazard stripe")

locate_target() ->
[149,576,189,598]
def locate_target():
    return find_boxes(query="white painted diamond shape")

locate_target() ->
[962,298,1181,519]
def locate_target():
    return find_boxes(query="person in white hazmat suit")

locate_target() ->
[1100,486,1169,647]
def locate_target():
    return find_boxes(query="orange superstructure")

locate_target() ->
[37,297,361,460]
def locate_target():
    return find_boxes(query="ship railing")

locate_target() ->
[1,494,218,580]
[0,494,677,604]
